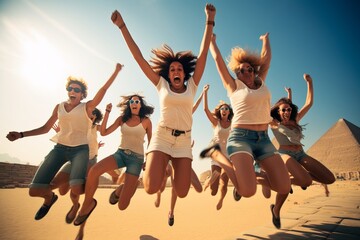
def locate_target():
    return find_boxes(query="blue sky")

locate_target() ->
[1,0,359,175]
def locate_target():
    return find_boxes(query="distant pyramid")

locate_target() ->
[306,118,360,173]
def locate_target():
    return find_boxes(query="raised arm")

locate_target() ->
[100,103,121,136]
[6,105,59,141]
[258,33,271,81]
[210,34,236,93]
[111,10,159,85]
[192,84,206,113]
[192,4,216,85]
[285,87,292,100]
[297,74,314,121]
[202,85,218,127]
[86,63,122,116]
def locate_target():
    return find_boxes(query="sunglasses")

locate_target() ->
[280,108,292,113]
[220,107,229,111]
[66,86,81,93]
[239,66,254,74]
[129,99,140,105]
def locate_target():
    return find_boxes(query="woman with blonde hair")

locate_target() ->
[200,33,291,229]
[6,63,122,221]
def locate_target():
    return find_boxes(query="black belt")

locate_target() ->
[161,126,191,137]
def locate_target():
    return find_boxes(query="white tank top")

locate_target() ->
[118,122,146,155]
[210,121,230,155]
[88,125,98,159]
[229,78,272,126]
[51,102,91,146]
[156,76,197,131]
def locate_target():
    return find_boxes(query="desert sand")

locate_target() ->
[0,182,351,240]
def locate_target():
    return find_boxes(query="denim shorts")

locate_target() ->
[278,149,308,162]
[30,144,89,188]
[227,128,277,161]
[59,156,97,174]
[113,149,144,176]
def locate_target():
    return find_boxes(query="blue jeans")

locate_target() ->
[113,149,144,176]
[30,144,89,188]
[227,128,277,161]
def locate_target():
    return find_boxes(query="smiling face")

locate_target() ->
[129,96,141,115]
[219,104,230,120]
[168,61,185,90]
[278,103,292,123]
[67,83,83,103]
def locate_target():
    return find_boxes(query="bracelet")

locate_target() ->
[20,132,24,138]
[118,23,125,29]
[106,110,111,113]
[206,21,215,26]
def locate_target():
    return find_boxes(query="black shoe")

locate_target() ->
[290,187,293,194]
[233,187,241,201]
[109,190,119,205]
[35,193,58,220]
[301,186,307,190]
[168,214,174,226]
[200,144,220,158]
[270,204,281,229]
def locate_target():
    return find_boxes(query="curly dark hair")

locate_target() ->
[150,44,197,84]
[117,94,154,123]
[271,98,302,131]
[92,108,103,125]
[213,102,234,121]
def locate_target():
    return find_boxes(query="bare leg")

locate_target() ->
[216,170,228,210]
[143,151,169,194]
[190,168,202,193]
[118,173,140,210]
[171,157,192,198]
[77,156,118,216]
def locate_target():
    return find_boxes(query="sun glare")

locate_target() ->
[20,29,67,88]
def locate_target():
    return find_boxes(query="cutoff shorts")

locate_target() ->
[30,144,89,188]
[113,149,144,177]
[227,128,277,161]
[278,149,308,162]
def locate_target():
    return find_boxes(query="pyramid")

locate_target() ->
[306,118,360,174]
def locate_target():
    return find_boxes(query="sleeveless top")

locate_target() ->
[119,122,146,155]
[88,125,98,159]
[210,122,231,154]
[271,124,304,146]
[156,76,197,131]
[228,78,272,126]
[51,102,91,146]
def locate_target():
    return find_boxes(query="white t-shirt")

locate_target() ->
[156,76,197,131]
[229,78,272,126]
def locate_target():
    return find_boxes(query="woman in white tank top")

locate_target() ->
[200,33,291,229]
[74,94,154,226]
[201,84,233,210]
[6,64,122,222]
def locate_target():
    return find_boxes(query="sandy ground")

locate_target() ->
[0,182,349,240]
